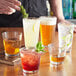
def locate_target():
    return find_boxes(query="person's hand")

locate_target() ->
[0,0,21,15]
[74,26,76,33]
[56,18,65,31]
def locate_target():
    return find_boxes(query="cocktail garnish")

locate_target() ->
[36,41,45,53]
[20,5,28,18]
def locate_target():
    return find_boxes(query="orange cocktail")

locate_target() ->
[2,32,22,56]
[3,39,21,55]
[40,17,57,46]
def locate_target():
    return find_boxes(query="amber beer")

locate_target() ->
[40,17,57,46]
[40,24,55,46]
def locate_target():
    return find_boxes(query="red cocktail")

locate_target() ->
[20,48,41,73]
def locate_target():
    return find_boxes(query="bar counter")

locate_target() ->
[0,28,76,76]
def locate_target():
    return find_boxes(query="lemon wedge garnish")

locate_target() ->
[33,23,35,32]
[33,22,37,32]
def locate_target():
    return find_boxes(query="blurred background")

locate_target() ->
[46,0,76,24]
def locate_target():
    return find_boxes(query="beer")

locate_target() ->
[40,24,55,46]
[40,16,57,46]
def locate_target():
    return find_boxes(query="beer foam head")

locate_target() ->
[40,16,57,25]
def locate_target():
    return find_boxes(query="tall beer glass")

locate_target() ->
[40,16,57,47]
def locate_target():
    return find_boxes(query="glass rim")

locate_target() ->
[20,47,35,52]
[39,16,57,20]
[23,17,39,20]
[2,31,22,39]
[39,16,57,25]
[2,31,22,35]
[20,47,44,56]
[58,21,74,27]
[48,43,66,50]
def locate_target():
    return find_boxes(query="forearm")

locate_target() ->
[49,0,64,21]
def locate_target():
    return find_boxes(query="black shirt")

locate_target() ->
[0,0,48,27]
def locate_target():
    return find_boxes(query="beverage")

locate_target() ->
[50,55,64,63]
[62,0,72,19]
[20,48,41,73]
[73,0,76,18]
[40,17,57,46]
[48,43,66,65]
[23,18,40,48]
[40,24,55,46]
[3,38,21,55]
[58,22,74,53]
[2,32,22,56]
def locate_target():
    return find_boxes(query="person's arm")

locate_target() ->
[49,0,76,32]
[49,0,64,22]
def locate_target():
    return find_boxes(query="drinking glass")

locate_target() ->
[48,42,66,65]
[2,32,22,56]
[58,22,74,53]
[40,16,57,47]
[20,47,41,74]
[23,18,40,48]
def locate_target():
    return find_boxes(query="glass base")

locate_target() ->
[66,50,71,54]
[5,53,19,57]
[50,61,63,65]
[23,69,38,74]
[66,50,72,56]
[66,47,72,54]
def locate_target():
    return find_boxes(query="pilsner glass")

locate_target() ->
[40,16,57,47]
[23,18,40,48]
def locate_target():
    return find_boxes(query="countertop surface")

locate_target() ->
[0,28,76,76]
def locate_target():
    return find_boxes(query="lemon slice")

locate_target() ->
[32,23,36,32]
[61,36,67,41]
[66,34,72,48]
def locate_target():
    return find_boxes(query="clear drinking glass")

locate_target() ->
[2,32,22,56]
[40,16,57,47]
[20,47,41,74]
[23,18,40,48]
[48,42,66,65]
[58,22,74,53]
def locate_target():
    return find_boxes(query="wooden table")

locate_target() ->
[0,28,76,76]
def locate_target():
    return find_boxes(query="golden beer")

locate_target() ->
[40,17,57,46]
[40,24,55,46]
